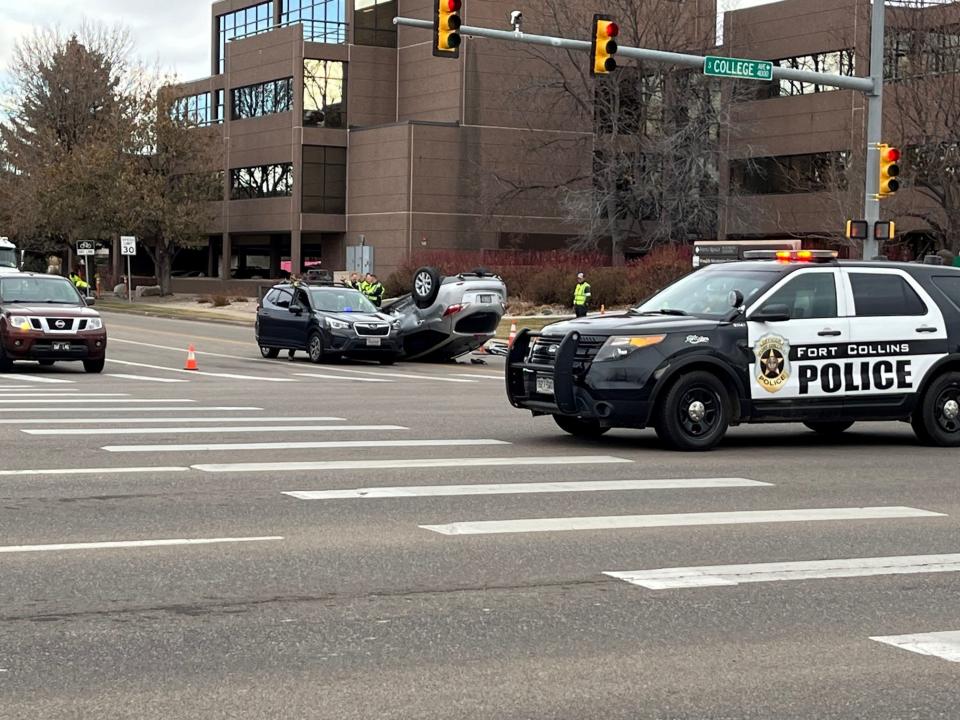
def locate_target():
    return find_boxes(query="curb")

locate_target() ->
[97,301,255,327]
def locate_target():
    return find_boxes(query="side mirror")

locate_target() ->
[728,290,744,308]
[289,303,303,315]
[749,303,790,323]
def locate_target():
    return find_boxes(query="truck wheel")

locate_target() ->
[307,331,325,364]
[83,358,105,374]
[260,346,280,359]
[553,414,610,438]
[911,371,960,447]
[655,371,730,451]
[803,421,854,435]
[412,266,442,309]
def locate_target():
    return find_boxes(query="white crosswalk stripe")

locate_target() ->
[294,372,392,383]
[104,438,510,453]
[106,358,296,382]
[0,398,194,405]
[605,553,960,590]
[0,416,333,425]
[107,373,190,383]
[310,367,478,383]
[870,631,960,662]
[0,406,261,413]
[23,424,404,436]
[194,455,632,474]
[0,375,74,384]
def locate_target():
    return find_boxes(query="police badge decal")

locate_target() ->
[755,334,791,393]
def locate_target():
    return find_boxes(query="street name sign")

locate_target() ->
[76,240,96,256]
[704,55,773,81]
[120,236,137,256]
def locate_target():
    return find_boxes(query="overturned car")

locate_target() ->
[384,267,507,361]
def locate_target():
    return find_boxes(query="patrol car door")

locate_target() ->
[839,268,949,410]
[745,267,851,413]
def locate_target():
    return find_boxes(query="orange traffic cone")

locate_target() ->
[184,344,199,371]
[508,321,518,347]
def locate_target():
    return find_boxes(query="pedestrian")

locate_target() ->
[349,272,362,291]
[362,273,384,308]
[573,271,591,318]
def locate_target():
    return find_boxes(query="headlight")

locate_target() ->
[594,335,666,362]
[86,318,103,331]
[326,318,351,330]
[9,316,30,331]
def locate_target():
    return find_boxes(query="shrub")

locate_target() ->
[210,295,231,308]
[196,296,212,304]
[522,266,569,305]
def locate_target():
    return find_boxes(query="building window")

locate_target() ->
[231,78,294,120]
[281,0,347,44]
[303,60,345,127]
[215,89,225,124]
[354,0,397,47]
[217,2,275,73]
[729,152,850,195]
[885,29,960,81]
[170,92,222,126]
[742,50,855,100]
[302,146,346,214]
[230,163,293,199]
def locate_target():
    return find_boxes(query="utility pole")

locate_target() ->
[863,0,886,260]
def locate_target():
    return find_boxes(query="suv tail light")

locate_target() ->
[443,303,470,317]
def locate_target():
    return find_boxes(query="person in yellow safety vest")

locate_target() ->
[363,272,384,308]
[573,272,591,318]
[69,270,90,291]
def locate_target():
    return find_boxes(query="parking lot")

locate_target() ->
[1,310,959,719]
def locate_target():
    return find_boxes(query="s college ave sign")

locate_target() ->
[704,55,773,81]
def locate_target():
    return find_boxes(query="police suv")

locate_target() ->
[506,250,960,450]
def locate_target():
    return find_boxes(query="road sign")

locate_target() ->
[76,240,96,256]
[120,236,137,256]
[704,55,773,81]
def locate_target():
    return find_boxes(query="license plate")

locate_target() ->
[479,294,493,304]
[536,375,554,395]
[366,337,382,347]
[52,342,70,351]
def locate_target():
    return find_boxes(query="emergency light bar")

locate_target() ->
[742,249,839,263]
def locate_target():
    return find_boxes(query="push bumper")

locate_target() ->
[505,329,654,428]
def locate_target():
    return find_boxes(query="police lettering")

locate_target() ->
[798,360,912,394]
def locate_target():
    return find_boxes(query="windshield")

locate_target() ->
[635,268,778,318]
[0,248,16,269]
[309,287,378,314]
[0,276,83,304]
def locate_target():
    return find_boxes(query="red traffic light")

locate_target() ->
[445,0,461,10]
[885,147,901,163]
[604,22,619,37]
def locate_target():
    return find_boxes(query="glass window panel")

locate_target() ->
[303,60,346,127]
[850,274,927,317]
[763,273,838,320]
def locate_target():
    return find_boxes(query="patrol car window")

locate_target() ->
[850,273,926,317]
[309,287,377,313]
[634,269,775,318]
[933,275,960,312]
[761,272,837,319]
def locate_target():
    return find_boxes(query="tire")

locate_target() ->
[0,348,11,372]
[412,266,442,310]
[654,371,730,451]
[260,346,280,359]
[38,360,55,367]
[83,358,105,374]
[378,356,397,366]
[911,371,960,447]
[307,331,325,364]
[803,420,854,435]
[553,414,610,439]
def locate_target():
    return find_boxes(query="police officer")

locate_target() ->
[573,272,591,318]
[348,272,362,291]
[363,273,384,308]
[69,269,90,292]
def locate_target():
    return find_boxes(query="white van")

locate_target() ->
[0,237,20,275]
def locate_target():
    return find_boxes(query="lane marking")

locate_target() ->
[110,335,257,354]
[870,631,960,663]
[0,536,284,554]
[106,358,296,382]
[0,406,261,414]
[194,455,633,474]
[0,416,340,425]
[107,374,190,383]
[0,399,195,405]
[0,393,130,399]
[312,367,477,383]
[105,438,510,453]
[285,477,771,500]
[295,372,392,383]
[0,386,79,391]
[0,466,189,477]
[605,552,960,590]
[0,375,73,384]
[421,506,946,536]
[450,373,504,380]
[24,424,401,437]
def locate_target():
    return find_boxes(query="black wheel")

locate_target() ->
[38,360,55,367]
[83,358,105,374]
[655,371,730,451]
[260,346,280,359]
[378,356,397,366]
[911,372,960,447]
[553,414,610,438]
[307,331,325,364]
[412,266,442,309]
[0,348,11,372]
[803,420,854,435]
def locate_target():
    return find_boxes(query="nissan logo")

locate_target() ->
[54,320,65,329]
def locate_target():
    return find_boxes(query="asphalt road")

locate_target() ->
[1,310,958,719]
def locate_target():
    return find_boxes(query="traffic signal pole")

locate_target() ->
[396,2,886,257]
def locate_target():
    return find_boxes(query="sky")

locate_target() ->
[0,0,779,88]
